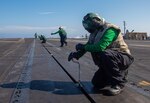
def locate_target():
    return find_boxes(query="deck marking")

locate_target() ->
[139,81,150,86]
[9,39,35,103]
[129,44,150,47]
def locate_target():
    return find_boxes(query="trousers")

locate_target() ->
[60,35,67,46]
[92,49,134,88]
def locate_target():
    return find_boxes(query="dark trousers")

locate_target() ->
[92,49,134,88]
[60,36,67,46]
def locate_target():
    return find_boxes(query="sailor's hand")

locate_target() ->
[68,52,79,61]
[76,43,85,51]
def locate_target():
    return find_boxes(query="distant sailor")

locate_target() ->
[34,32,38,39]
[40,35,47,43]
[51,27,67,47]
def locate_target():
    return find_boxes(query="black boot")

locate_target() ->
[106,85,124,96]
[65,42,67,46]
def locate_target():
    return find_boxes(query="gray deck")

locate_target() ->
[0,38,149,103]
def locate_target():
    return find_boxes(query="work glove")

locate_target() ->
[51,33,54,35]
[68,52,80,61]
[76,43,85,51]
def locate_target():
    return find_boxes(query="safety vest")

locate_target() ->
[88,23,131,54]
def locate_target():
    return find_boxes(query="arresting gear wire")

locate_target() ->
[42,44,96,103]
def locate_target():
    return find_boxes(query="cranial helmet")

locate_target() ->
[59,26,62,29]
[82,13,105,33]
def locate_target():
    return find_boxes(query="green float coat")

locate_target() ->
[84,28,118,52]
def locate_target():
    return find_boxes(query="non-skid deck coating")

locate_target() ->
[0,38,150,103]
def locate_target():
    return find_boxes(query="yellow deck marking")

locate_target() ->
[139,81,150,86]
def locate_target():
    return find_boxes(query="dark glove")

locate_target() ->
[51,33,54,35]
[68,52,80,61]
[76,43,85,51]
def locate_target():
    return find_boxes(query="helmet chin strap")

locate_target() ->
[85,28,96,33]
[85,24,104,33]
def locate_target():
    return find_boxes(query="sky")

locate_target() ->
[0,0,150,38]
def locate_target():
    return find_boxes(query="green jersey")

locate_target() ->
[52,28,67,37]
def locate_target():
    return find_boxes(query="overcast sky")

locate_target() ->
[0,0,150,38]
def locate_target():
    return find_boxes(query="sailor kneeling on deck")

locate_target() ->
[68,13,134,96]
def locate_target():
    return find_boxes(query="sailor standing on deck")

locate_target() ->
[68,13,134,95]
[51,27,67,47]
